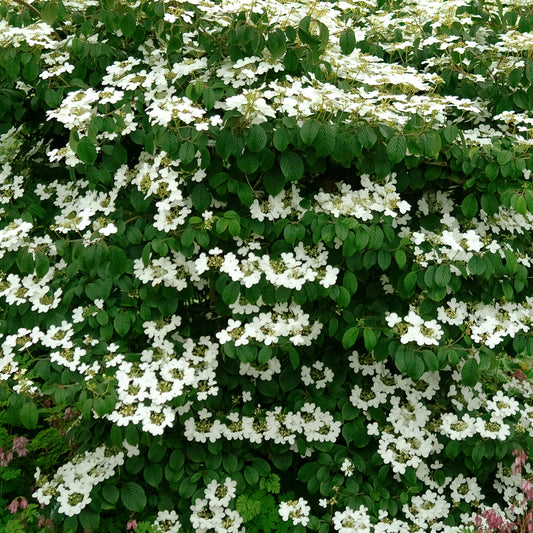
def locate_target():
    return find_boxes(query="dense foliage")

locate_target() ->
[1,0,533,531]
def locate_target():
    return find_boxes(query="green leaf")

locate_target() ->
[300,119,320,145]
[468,255,486,276]
[121,13,136,37]
[422,350,439,372]
[461,194,478,218]
[339,29,356,55]
[41,2,58,24]
[20,402,38,429]
[395,249,407,269]
[79,509,100,532]
[280,152,304,181]
[313,124,336,156]
[102,484,120,504]
[77,136,98,164]
[222,281,240,305]
[144,463,163,487]
[109,247,129,276]
[179,141,196,164]
[273,127,290,152]
[114,312,131,337]
[386,135,407,163]
[526,61,533,83]
[461,358,479,386]
[419,131,441,158]
[237,151,260,174]
[434,264,451,287]
[289,346,300,369]
[343,271,358,295]
[342,327,359,348]
[22,60,40,81]
[358,126,377,149]
[121,482,147,512]
[363,328,378,351]
[191,183,211,211]
[481,193,499,216]
[267,28,287,59]
[244,465,259,485]
[35,252,50,277]
[63,517,78,533]
[262,169,285,196]
[16,249,34,274]
[246,125,268,152]
[298,462,318,482]
[442,124,458,143]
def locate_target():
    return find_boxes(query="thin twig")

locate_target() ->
[10,0,41,18]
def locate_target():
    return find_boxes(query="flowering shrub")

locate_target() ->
[1,0,533,531]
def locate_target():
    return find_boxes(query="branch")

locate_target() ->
[10,0,41,18]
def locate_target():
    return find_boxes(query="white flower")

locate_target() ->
[333,506,371,532]
[279,498,310,527]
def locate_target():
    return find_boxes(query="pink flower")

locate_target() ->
[523,481,533,502]
[513,449,528,475]
[18,497,28,510]
[11,437,29,457]
[513,369,527,381]
[126,519,138,530]
[8,499,19,514]
[0,448,13,466]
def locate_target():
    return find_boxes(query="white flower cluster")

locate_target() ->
[333,348,533,529]
[402,489,451,530]
[0,19,56,48]
[196,241,339,290]
[32,443,133,516]
[252,173,411,233]
[216,302,323,346]
[151,510,182,533]
[411,190,533,272]
[386,309,444,346]
[301,360,334,389]
[279,497,311,527]
[105,336,220,435]
[239,357,281,380]
[249,184,306,222]
[333,505,372,533]
[34,175,121,243]
[125,150,205,230]
[314,174,410,221]
[0,162,24,205]
[0,219,33,258]
[467,298,533,349]
[190,478,243,533]
[184,402,341,445]
[133,251,204,291]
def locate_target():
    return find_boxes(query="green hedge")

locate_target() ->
[1,0,533,531]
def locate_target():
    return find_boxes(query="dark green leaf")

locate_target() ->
[342,327,359,348]
[121,482,147,512]
[300,119,320,145]
[461,358,479,386]
[20,402,38,429]
[386,135,407,163]
[246,125,268,152]
[280,152,304,181]
[339,29,356,55]
[461,194,478,218]
[273,127,290,152]
[77,136,98,164]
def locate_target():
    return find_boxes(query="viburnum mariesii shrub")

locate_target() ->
[2,0,533,531]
